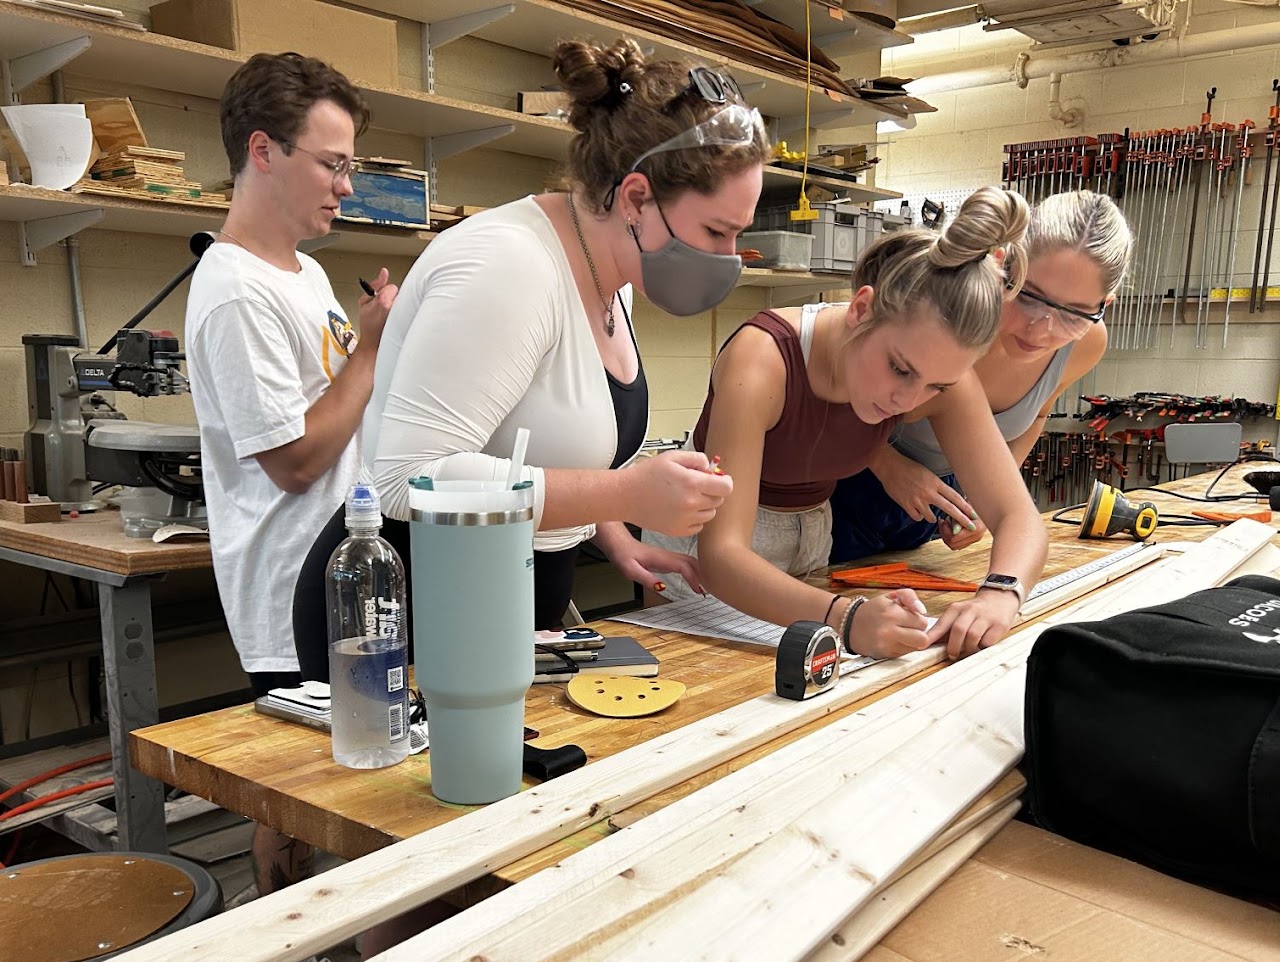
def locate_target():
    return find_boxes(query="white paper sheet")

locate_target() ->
[609,595,936,671]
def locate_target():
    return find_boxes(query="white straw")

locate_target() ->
[506,427,530,490]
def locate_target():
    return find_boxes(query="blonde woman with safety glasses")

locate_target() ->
[362,39,769,632]
[829,191,1132,566]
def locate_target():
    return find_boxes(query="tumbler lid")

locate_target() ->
[408,478,533,526]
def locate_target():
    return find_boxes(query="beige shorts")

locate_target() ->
[641,501,833,601]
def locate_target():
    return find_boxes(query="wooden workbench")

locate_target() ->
[0,509,210,576]
[129,466,1268,895]
[0,509,212,853]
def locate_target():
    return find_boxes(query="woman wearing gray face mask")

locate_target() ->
[362,38,770,632]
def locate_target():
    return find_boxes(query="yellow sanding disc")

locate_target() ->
[567,674,686,717]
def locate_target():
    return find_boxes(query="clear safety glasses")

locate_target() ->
[627,102,766,173]
[1009,283,1107,339]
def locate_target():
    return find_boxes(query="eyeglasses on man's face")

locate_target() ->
[279,139,358,186]
[1009,283,1106,338]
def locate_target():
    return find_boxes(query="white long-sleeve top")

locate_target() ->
[365,195,640,552]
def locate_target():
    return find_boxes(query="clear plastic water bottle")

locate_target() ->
[326,483,410,769]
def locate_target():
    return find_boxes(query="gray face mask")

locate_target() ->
[631,203,742,317]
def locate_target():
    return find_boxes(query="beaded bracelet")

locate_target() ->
[840,595,868,655]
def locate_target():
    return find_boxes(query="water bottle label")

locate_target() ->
[387,665,404,693]
[389,701,405,741]
[364,596,402,640]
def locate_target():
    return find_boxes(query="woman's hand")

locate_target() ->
[846,589,932,660]
[623,451,733,537]
[593,522,705,594]
[874,447,978,535]
[926,588,1021,660]
[936,513,988,551]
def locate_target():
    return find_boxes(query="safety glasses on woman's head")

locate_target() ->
[626,103,765,174]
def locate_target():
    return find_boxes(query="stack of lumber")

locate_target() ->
[69,97,228,208]
[82,145,214,201]
[556,0,854,96]
[428,203,487,231]
[112,521,1279,962]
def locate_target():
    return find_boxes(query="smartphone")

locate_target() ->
[534,627,606,651]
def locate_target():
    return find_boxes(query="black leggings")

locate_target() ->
[292,505,579,682]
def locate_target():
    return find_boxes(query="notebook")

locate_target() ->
[533,635,659,684]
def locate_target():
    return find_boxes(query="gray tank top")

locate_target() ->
[892,341,1075,476]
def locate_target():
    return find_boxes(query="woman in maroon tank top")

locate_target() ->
[645,187,1050,661]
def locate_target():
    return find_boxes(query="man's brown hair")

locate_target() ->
[220,52,370,178]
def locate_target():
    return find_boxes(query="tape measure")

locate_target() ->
[775,620,841,701]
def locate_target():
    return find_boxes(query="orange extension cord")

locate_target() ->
[0,752,114,868]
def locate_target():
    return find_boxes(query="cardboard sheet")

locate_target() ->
[876,820,1280,962]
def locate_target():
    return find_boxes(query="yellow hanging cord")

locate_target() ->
[790,0,816,222]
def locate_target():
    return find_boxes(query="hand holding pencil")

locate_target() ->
[625,450,732,538]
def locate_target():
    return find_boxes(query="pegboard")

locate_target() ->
[874,187,981,228]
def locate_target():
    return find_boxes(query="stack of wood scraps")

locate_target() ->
[427,202,487,232]
[70,97,228,208]
[831,561,979,592]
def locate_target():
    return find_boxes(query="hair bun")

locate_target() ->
[553,38,647,130]
[930,186,1029,283]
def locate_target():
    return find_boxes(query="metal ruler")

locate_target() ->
[1026,542,1155,602]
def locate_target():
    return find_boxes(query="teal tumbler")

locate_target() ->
[408,477,534,803]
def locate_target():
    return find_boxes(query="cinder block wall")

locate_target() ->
[876,3,1280,434]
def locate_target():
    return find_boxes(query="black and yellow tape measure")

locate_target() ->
[775,620,841,701]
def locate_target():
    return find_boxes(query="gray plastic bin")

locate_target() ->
[752,203,881,274]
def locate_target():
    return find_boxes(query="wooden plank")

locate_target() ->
[0,511,211,576]
[577,670,1027,962]
[394,649,1035,962]
[0,500,61,523]
[370,521,1276,962]
[83,96,147,154]
[116,646,954,962]
[806,802,1021,962]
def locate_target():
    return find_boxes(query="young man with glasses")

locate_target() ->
[829,190,1132,564]
[185,52,397,905]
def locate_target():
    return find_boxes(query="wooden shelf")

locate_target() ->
[0,186,842,289]
[0,4,570,161]
[347,0,908,126]
[761,165,901,202]
[737,266,842,292]
[743,0,914,56]
[0,184,437,257]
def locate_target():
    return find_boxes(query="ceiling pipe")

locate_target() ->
[906,19,1280,96]
[1047,71,1083,127]
[899,6,983,35]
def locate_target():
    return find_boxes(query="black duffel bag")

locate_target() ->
[1023,574,1280,900]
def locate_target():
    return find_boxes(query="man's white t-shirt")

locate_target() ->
[187,243,360,673]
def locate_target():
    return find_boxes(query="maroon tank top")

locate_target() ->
[692,310,895,509]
